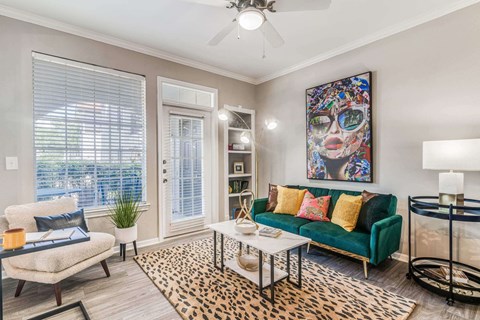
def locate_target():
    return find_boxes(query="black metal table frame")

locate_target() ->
[213,231,303,305]
[0,227,91,320]
[406,196,480,305]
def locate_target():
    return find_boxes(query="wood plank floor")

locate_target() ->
[3,233,479,320]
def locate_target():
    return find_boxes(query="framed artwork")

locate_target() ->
[306,72,372,182]
[233,162,245,174]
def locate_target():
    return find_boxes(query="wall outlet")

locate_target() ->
[5,157,18,170]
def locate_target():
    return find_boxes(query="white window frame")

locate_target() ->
[32,52,148,216]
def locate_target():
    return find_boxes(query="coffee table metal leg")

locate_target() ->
[287,245,302,289]
[298,246,302,289]
[286,250,290,282]
[213,231,217,268]
[220,234,224,272]
[258,250,263,296]
[213,232,224,272]
[270,254,275,304]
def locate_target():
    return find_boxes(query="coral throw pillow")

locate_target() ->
[331,194,363,232]
[297,192,331,221]
[274,186,307,215]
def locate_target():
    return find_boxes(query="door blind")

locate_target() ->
[164,113,205,224]
[33,53,146,208]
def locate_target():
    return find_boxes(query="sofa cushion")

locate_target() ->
[6,232,115,273]
[300,222,370,258]
[255,212,311,234]
[5,198,77,232]
[273,187,307,215]
[356,194,392,232]
[331,194,363,232]
[296,192,330,222]
[327,189,361,218]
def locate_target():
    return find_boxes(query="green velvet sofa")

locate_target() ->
[252,186,402,278]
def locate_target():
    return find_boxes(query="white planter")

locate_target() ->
[115,224,137,243]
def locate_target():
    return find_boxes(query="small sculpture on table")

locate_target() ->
[234,190,263,271]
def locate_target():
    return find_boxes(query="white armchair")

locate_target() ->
[1,198,115,306]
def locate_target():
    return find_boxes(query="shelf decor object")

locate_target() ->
[423,139,480,208]
[406,196,480,305]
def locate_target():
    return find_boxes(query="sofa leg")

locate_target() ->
[100,259,111,277]
[53,283,62,306]
[14,280,26,297]
[307,242,311,254]
[363,261,368,279]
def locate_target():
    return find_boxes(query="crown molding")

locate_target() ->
[0,4,257,85]
[1,1,478,86]
[255,0,480,84]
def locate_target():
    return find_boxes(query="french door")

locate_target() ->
[161,106,213,237]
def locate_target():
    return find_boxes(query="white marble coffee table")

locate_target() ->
[208,220,311,304]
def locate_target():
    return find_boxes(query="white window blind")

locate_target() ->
[33,53,146,209]
[164,113,205,224]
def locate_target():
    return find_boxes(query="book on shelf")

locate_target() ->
[229,180,249,194]
[26,229,76,243]
[440,266,469,284]
[259,227,282,238]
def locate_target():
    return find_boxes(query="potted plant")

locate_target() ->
[108,190,142,244]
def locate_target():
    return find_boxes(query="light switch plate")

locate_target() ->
[5,157,18,170]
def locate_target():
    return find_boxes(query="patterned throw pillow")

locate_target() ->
[331,194,363,232]
[296,192,331,221]
[273,186,307,215]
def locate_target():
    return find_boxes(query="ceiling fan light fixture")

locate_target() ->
[238,8,265,31]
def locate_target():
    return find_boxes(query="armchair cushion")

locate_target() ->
[5,232,115,273]
[35,208,89,233]
[5,198,77,232]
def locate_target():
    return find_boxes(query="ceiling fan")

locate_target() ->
[184,0,332,48]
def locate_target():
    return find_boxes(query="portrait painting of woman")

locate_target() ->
[306,72,372,182]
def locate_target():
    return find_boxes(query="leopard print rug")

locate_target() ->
[135,238,415,320]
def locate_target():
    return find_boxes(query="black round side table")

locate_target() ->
[406,196,480,305]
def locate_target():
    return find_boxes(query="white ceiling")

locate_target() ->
[0,0,478,83]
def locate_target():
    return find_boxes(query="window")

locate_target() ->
[33,53,146,209]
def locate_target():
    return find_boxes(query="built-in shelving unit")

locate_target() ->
[223,105,255,221]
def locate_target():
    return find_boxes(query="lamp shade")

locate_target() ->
[423,139,480,171]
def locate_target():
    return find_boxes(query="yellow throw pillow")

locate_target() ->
[331,194,363,232]
[273,186,307,215]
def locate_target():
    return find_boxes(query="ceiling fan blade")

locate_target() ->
[262,21,285,48]
[208,19,237,46]
[273,0,332,12]
[179,0,230,6]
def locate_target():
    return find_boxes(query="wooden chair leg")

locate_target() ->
[14,280,26,297]
[133,240,138,256]
[100,259,111,277]
[53,283,62,306]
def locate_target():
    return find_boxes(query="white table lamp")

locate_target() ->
[423,139,480,208]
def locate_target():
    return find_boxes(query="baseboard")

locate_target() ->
[113,237,161,253]
[392,252,410,263]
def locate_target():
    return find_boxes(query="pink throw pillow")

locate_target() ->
[297,192,331,221]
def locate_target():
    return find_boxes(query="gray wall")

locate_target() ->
[255,5,480,266]
[0,16,255,241]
